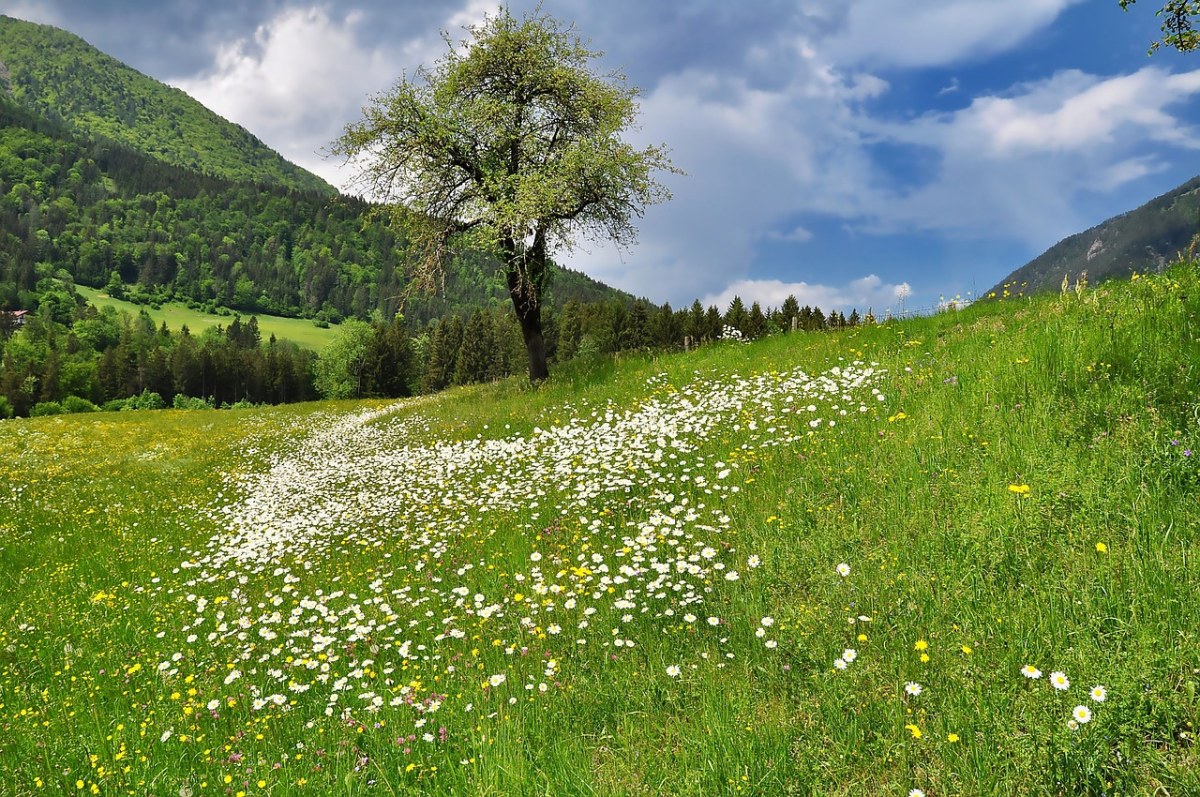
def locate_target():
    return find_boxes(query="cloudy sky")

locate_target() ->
[3,0,1200,313]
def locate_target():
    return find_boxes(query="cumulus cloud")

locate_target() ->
[700,274,913,315]
[966,68,1200,155]
[847,66,1200,244]
[820,0,1085,69]
[555,1,1102,305]
[169,7,395,187]
[570,60,883,304]
[168,2,495,190]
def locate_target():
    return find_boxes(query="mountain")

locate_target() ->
[989,176,1200,297]
[0,14,332,195]
[0,96,630,324]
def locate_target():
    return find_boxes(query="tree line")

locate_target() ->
[0,276,868,418]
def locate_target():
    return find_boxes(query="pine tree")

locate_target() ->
[724,296,749,334]
[454,309,496,385]
[746,302,768,339]
[422,316,464,393]
[780,295,800,332]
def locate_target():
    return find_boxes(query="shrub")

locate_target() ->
[101,398,131,412]
[61,395,98,413]
[172,394,214,410]
[29,401,64,417]
[128,390,165,411]
[0,395,12,419]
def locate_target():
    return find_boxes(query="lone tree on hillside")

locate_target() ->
[1120,1,1200,52]
[333,7,676,381]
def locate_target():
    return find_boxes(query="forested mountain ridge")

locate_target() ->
[0,14,332,194]
[989,175,1200,297]
[0,95,629,323]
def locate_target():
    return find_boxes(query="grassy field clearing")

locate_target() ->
[74,286,340,352]
[1,268,1198,795]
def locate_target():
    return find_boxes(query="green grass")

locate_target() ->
[75,285,340,351]
[2,267,1198,796]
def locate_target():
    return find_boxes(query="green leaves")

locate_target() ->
[334,7,676,280]
[1119,0,1200,53]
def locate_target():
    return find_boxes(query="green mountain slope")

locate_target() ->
[989,175,1200,296]
[0,14,332,194]
[0,96,631,323]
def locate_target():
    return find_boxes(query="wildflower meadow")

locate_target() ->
[1,265,1198,795]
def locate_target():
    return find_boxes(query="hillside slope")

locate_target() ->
[0,14,332,194]
[1,264,1197,794]
[989,175,1200,296]
[0,97,631,323]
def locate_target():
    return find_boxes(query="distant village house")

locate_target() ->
[1,309,29,328]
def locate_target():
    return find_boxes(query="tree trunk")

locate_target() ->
[504,240,549,382]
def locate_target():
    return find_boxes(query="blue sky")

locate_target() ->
[3,1,1200,314]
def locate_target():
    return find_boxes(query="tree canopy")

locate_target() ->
[1120,0,1200,52]
[333,7,676,380]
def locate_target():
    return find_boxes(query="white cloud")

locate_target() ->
[848,66,1200,243]
[821,0,1084,69]
[968,69,1200,155]
[570,62,881,304]
[700,274,912,315]
[169,2,495,191]
[170,7,393,188]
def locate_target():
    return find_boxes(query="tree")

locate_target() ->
[333,8,676,381]
[314,319,375,399]
[1120,1,1200,52]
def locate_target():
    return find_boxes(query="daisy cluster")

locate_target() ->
[149,363,885,737]
[1021,665,1108,729]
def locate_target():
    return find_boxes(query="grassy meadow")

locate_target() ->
[74,286,340,352]
[1,266,1198,796]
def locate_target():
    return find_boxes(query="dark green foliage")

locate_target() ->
[745,301,768,339]
[617,300,653,351]
[0,97,631,325]
[650,303,681,350]
[0,299,319,416]
[61,394,96,413]
[0,394,11,418]
[28,400,62,416]
[422,316,464,394]
[126,390,165,410]
[171,394,213,410]
[778,295,800,332]
[362,318,415,398]
[454,311,498,386]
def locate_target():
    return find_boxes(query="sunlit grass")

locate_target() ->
[2,267,1198,795]
[75,285,340,352]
